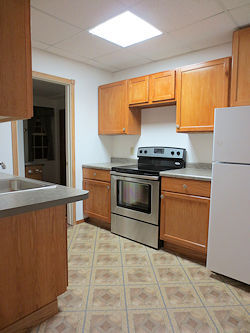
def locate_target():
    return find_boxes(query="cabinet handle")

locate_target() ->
[122,128,126,132]
[183,184,188,189]
[107,185,110,190]
[93,172,96,176]
[28,169,33,174]
[160,194,164,199]
[176,124,180,129]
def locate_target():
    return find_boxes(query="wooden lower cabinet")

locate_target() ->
[25,165,43,180]
[160,177,211,260]
[0,205,67,331]
[83,175,111,223]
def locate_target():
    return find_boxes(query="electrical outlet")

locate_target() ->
[130,147,134,155]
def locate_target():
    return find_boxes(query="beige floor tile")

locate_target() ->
[68,252,93,267]
[184,266,225,284]
[229,284,250,305]
[92,267,123,285]
[70,240,95,252]
[122,252,150,266]
[77,223,96,232]
[95,240,120,252]
[121,239,147,253]
[128,309,172,333]
[149,250,179,266]
[124,266,156,284]
[38,311,84,333]
[160,283,202,308]
[68,267,91,286]
[208,306,250,332]
[178,256,205,267]
[88,285,125,310]
[126,284,164,309]
[84,310,128,333]
[58,286,88,311]
[97,231,119,241]
[154,266,189,284]
[195,283,239,306]
[74,230,96,242]
[93,252,121,267]
[169,308,216,333]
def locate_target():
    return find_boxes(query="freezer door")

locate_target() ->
[213,106,250,164]
[207,162,250,284]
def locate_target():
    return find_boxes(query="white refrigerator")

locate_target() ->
[207,106,250,284]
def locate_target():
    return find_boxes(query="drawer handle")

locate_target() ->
[183,184,188,189]
[107,185,110,190]
[93,172,97,176]
[160,194,164,199]
[28,170,33,174]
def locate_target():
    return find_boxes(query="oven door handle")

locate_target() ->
[110,171,159,181]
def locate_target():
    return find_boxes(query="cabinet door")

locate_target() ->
[0,0,32,122]
[160,191,210,255]
[176,57,230,132]
[150,71,175,102]
[98,81,127,134]
[128,76,149,105]
[83,179,111,223]
[231,27,250,106]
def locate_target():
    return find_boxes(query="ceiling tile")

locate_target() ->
[170,12,236,51]
[31,8,81,45]
[130,0,223,33]
[53,31,121,59]
[31,0,126,30]
[218,0,250,10]
[81,58,120,72]
[116,0,144,8]
[31,40,50,50]
[128,33,192,61]
[93,49,152,70]
[229,4,250,26]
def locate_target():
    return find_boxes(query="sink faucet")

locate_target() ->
[0,162,6,169]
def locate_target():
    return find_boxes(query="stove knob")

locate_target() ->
[177,151,180,156]
[144,150,147,154]
[171,151,174,155]
[139,150,143,153]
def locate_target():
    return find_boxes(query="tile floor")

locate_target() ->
[30,222,250,332]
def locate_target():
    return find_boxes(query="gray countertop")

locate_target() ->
[0,173,89,218]
[160,164,212,181]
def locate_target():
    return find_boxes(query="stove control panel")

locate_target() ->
[137,147,186,159]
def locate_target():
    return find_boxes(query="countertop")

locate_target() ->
[0,173,89,218]
[82,159,136,170]
[160,164,212,181]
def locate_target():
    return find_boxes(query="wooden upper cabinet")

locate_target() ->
[128,76,149,105]
[0,0,33,122]
[231,27,250,106]
[176,57,231,132]
[149,70,175,102]
[98,80,141,135]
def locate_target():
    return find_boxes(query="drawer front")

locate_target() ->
[83,168,111,182]
[161,177,211,197]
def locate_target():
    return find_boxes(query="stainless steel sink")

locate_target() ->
[0,178,56,195]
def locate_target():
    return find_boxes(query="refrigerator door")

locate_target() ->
[213,106,250,164]
[207,162,250,284]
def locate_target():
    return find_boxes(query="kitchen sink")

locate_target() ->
[0,178,57,195]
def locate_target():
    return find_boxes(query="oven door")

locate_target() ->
[111,172,159,225]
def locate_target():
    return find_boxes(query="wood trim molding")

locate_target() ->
[11,71,77,224]
[11,122,18,176]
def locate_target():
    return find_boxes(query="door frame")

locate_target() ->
[11,71,76,225]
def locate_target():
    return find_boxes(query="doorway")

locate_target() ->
[12,72,76,225]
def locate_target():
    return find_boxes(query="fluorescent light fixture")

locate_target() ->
[89,11,162,47]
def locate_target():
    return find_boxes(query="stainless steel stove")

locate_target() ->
[111,147,186,248]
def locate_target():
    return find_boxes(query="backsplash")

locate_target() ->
[111,105,213,163]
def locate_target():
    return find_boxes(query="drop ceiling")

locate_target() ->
[31,0,250,72]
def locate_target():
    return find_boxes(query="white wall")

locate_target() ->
[111,43,232,163]
[0,122,13,174]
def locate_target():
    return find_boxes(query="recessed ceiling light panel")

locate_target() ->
[89,11,162,47]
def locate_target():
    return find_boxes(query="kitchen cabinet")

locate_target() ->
[83,168,111,223]
[149,70,175,103]
[0,205,67,331]
[0,0,33,122]
[176,57,231,132]
[231,27,250,106]
[98,80,141,135]
[128,76,149,105]
[25,165,43,181]
[160,177,211,261]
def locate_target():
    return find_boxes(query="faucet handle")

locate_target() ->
[0,162,6,169]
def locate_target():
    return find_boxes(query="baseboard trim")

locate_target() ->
[0,300,58,333]
[75,219,86,225]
